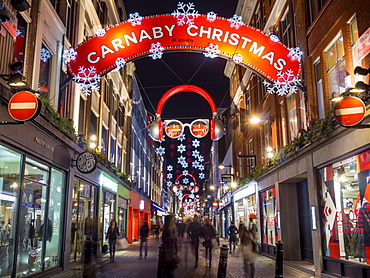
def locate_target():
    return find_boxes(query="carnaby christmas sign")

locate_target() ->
[65,3,302,95]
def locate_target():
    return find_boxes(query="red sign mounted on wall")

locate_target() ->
[8,91,41,121]
[333,96,366,127]
[67,14,301,85]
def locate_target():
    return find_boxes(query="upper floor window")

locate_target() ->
[39,44,52,99]
[326,35,346,97]
[12,15,28,72]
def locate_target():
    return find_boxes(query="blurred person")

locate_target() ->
[159,215,179,278]
[201,219,216,268]
[177,220,186,241]
[249,217,258,240]
[154,223,160,241]
[239,225,257,278]
[188,215,201,268]
[227,221,239,254]
[106,219,119,262]
[139,221,149,259]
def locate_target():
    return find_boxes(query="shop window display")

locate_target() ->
[261,188,277,245]
[319,149,370,264]
[0,146,21,277]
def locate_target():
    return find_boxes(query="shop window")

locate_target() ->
[287,93,298,141]
[38,44,52,99]
[261,187,277,245]
[110,137,115,162]
[280,101,288,146]
[0,146,22,277]
[319,150,370,264]
[117,145,122,169]
[326,35,346,98]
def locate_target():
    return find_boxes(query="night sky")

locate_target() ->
[123,0,239,118]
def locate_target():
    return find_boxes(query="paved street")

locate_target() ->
[51,237,317,278]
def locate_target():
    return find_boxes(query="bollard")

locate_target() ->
[157,244,164,278]
[83,238,94,278]
[217,244,229,278]
[275,240,284,278]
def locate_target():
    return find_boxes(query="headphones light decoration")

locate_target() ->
[149,84,224,141]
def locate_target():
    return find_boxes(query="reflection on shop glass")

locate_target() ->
[164,119,209,139]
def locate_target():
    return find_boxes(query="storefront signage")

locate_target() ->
[233,181,256,201]
[356,26,370,61]
[333,96,366,127]
[67,14,301,86]
[76,151,97,174]
[34,137,54,152]
[139,200,145,210]
[311,206,317,230]
[100,172,118,192]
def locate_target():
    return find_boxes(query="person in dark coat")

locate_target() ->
[177,221,186,241]
[201,219,216,268]
[188,215,202,268]
[159,215,179,278]
[139,221,149,259]
[227,221,239,254]
[106,219,119,262]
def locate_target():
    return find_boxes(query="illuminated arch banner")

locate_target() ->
[65,13,301,92]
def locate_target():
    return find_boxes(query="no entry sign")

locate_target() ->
[333,96,366,127]
[8,91,41,121]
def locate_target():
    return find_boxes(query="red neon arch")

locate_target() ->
[156,84,217,118]
[67,14,301,84]
[175,173,197,184]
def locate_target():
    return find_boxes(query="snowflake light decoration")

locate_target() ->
[127,12,143,26]
[192,139,200,148]
[263,69,300,96]
[73,66,101,96]
[269,34,280,42]
[199,172,205,179]
[167,181,173,186]
[181,162,188,168]
[198,164,205,171]
[40,48,51,63]
[95,28,106,37]
[167,173,173,179]
[232,53,243,64]
[183,170,189,175]
[192,150,200,158]
[156,146,166,156]
[112,57,126,72]
[204,43,221,59]
[167,165,173,171]
[149,42,165,60]
[172,2,199,26]
[177,144,186,153]
[16,29,22,37]
[288,47,303,62]
[63,48,77,63]
[228,14,244,29]
[183,178,189,184]
[198,155,204,162]
[178,156,186,164]
[192,161,200,168]
[206,11,217,22]
[178,134,186,141]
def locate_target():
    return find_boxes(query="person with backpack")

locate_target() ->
[227,221,239,254]
[187,215,201,268]
[139,221,149,259]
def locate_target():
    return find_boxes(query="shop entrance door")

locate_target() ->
[297,181,313,262]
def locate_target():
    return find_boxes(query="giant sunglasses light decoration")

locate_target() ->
[149,84,224,141]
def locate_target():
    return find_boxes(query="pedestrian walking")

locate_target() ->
[158,215,179,278]
[139,221,149,259]
[177,220,186,241]
[106,219,119,262]
[187,215,201,268]
[238,225,257,278]
[227,221,239,254]
[201,219,216,268]
[154,223,160,241]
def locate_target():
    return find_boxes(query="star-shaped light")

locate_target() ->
[198,165,205,171]
[183,178,189,184]
[192,139,200,148]
[156,146,165,155]
[178,134,186,141]
[167,181,172,186]
[183,170,189,175]
[192,150,200,158]
[192,161,200,168]
[178,156,186,164]
[199,172,205,179]
[167,165,173,171]
[181,162,189,168]
[167,173,173,179]
[198,155,204,162]
[177,144,186,153]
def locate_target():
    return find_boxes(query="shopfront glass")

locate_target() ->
[0,146,21,277]
[319,150,370,264]
[261,188,277,245]
[236,200,244,227]
[247,194,258,242]
[101,191,115,243]
[70,179,97,262]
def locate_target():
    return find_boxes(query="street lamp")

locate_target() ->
[250,115,274,124]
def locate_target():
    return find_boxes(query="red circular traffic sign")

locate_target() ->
[8,91,40,121]
[333,96,366,127]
